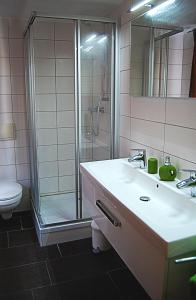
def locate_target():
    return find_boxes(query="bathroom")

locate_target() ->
[0,0,196,299]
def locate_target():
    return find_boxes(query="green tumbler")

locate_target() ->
[147,158,158,174]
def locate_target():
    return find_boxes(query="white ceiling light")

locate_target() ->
[147,0,175,16]
[85,34,97,43]
[129,0,152,12]
[98,36,107,44]
[84,46,93,52]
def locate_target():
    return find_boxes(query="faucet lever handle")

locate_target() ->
[130,148,146,154]
[180,169,196,178]
[129,148,146,168]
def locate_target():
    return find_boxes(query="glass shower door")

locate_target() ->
[25,16,116,227]
[80,21,114,163]
[31,17,78,225]
[79,21,115,218]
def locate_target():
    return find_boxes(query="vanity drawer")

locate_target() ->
[81,172,166,300]
[93,187,122,242]
[93,186,166,300]
[82,175,98,219]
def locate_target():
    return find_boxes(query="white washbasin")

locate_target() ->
[81,158,196,257]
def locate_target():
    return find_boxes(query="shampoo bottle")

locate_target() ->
[159,156,176,181]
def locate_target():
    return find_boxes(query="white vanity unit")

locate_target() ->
[80,158,196,300]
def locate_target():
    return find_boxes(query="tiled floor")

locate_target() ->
[0,211,151,300]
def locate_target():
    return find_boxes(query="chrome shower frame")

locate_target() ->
[24,12,119,245]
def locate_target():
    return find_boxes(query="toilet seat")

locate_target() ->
[0,193,22,206]
[0,181,23,220]
[0,182,22,201]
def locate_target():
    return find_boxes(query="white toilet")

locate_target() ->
[0,181,22,220]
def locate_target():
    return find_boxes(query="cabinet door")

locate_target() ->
[94,186,166,300]
[167,251,196,300]
[82,175,96,218]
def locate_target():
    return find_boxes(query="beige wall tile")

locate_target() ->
[131,97,165,123]
[131,118,164,151]
[164,125,196,163]
[166,98,196,129]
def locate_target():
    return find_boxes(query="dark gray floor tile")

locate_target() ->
[0,290,33,300]
[0,232,8,249]
[33,274,121,300]
[0,211,152,299]
[9,229,37,247]
[47,250,123,284]
[20,211,34,229]
[0,262,50,295]
[0,244,60,269]
[108,268,151,299]
[58,238,92,256]
[0,215,21,232]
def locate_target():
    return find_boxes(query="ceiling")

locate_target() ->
[0,0,26,16]
[131,0,196,29]
[0,0,124,18]
[3,0,195,29]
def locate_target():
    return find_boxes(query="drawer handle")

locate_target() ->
[175,257,196,264]
[96,200,121,227]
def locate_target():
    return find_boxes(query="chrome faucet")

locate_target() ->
[176,169,196,189]
[128,149,146,169]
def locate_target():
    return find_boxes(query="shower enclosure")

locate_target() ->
[24,13,117,243]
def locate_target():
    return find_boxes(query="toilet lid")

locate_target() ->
[0,182,22,200]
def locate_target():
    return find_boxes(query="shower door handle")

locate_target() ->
[96,200,121,227]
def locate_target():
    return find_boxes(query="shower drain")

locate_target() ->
[140,196,151,202]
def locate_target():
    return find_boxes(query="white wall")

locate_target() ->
[119,3,196,181]
[0,17,30,210]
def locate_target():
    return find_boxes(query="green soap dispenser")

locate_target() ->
[159,156,177,181]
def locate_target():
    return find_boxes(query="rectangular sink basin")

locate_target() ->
[81,158,196,257]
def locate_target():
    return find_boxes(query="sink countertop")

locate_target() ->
[80,158,196,258]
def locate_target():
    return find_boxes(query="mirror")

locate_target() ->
[130,0,196,98]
